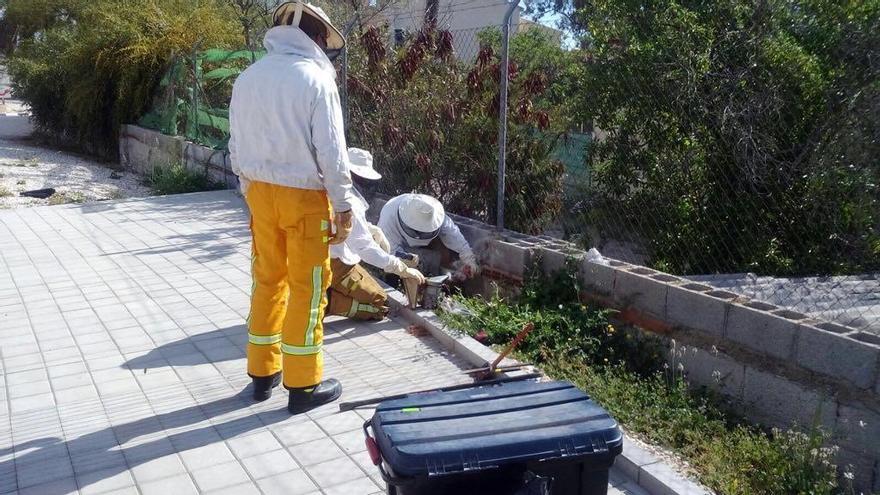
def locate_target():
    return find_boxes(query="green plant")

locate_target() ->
[547,0,879,277]
[439,266,850,494]
[346,25,570,234]
[7,0,242,158]
[146,163,222,195]
[48,191,86,205]
[0,186,11,197]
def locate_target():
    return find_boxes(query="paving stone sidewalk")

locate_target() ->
[0,191,646,495]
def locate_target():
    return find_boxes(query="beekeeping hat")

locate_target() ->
[273,1,346,51]
[398,194,444,246]
[347,148,381,180]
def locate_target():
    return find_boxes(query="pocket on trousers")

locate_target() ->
[302,213,331,242]
[340,268,364,292]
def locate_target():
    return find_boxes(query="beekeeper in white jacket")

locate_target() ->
[228,1,353,412]
[377,193,480,279]
[326,149,426,320]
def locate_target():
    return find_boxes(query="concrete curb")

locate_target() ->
[381,284,714,495]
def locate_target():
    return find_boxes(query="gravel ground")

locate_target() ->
[0,111,150,209]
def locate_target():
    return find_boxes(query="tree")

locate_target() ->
[7,0,242,158]
[346,24,569,233]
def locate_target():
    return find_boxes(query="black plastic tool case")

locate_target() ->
[367,380,623,495]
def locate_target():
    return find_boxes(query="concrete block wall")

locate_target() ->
[118,125,238,189]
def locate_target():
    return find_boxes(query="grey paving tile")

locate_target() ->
[190,460,251,492]
[6,370,48,387]
[10,393,55,414]
[48,362,89,379]
[256,470,318,495]
[51,373,94,390]
[69,447,127,476]
[7,381,52,399]
[204,481,262,495]
[274,421,327,447]
[322,476,383,495]
[129,453,186,483]
[304,456,364,489]
[2,355,46,373]
[16,455,74,489]
[76,469,136,495]
[333,429,369,456]
[315,411,365,436]
[178,442,237,471]
[138,473,198,495]
[94,379,138,398]
[17,477,78,495]
[289,437,346,467]
[55,386,99,406]
[65,430,119,456]
[225,430,283,459]
[240,448,300,480]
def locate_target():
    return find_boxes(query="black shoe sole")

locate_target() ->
[287,386,342,414]
[253,373,282,402]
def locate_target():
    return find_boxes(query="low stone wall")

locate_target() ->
[118,125,238,189]
[367,197,880,492]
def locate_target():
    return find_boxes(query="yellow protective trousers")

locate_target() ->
[245,181,332,389]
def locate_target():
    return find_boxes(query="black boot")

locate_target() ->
[252,372,282,402]
[288,379,342,414]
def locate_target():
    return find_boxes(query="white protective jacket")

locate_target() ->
[330,190,395,270]
[229,26,355,213]
[377,194,474,257]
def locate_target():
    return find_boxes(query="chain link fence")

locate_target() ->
[136,7,879,335]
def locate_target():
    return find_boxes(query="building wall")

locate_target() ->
[378,0,521,61]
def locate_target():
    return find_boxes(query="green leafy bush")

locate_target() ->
[7,0,242,158]
[556,0,880,276]
[146,164,222,196]
[440,267,850,494]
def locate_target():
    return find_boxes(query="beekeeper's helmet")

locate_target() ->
[347,148,381,180]
[273,1,346,51]
[397,194,444,247]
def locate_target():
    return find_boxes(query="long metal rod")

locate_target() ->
[496,1,518,229]
[338,372,542,411]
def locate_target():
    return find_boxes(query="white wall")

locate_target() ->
[381,0,521,61]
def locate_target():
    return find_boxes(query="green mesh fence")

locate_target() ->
[138,48,265,149]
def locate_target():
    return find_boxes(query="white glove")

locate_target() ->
[459,250,480,278]
[368,223,391,253]
[385,257,426,284]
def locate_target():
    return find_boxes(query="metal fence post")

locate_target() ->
[496,1,518,229]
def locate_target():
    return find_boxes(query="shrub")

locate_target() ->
[7,0,242,158]
[554,0,880,276]
[146,164,222,196]
[346,25,569,233]
[440,267,850,494]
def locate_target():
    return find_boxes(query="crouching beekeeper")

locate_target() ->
[327,148,427,320]
[229,1,354,413]
[377,193,480,279]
